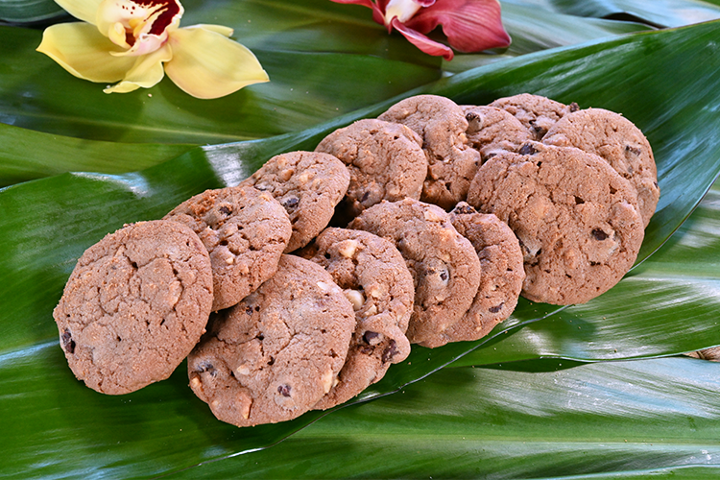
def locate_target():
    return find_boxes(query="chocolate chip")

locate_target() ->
[439,271,448,281]
[519,143,538,155]
[489,303,504,313]
[569,102,580,112]
[451,203,476,216]
[245,305,254,315]
[61,328,75,354]
[277,384,291,397]
[268,357,275,366]
[574,196,585,205]
[381,340,398,363]
[281,196,300,211]
[528,120,547,137]
[363,331,380,345]
[197,361,215,375]
[592,228,609,241]
[218,205,232,215]
[625,144,642,156]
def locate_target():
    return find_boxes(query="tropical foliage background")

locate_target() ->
[2,0,720,478]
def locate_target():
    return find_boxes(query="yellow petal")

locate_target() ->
[164,27,268,99]
[37,22,135,83]
[104,43,172,93]
[54,0,102,24]
[191,24,234,37]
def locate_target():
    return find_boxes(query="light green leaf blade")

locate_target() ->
[0,123,194,186]
[0,0,65,23]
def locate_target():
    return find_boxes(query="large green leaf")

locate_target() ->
[546,0,720,27]
[162,357,720,479]
[0,123,194,186]
[2,20,720,479]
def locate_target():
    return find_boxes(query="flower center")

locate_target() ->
[97,0,184,56]
[384,0,423,24]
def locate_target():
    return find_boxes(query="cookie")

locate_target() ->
[240,151,350,252]
[164,185,292,311]
[442,202,525,344]
[53,220,214,395]
[349,198,481,348]
[462,105,532,160]
[187,255,355,427]
[542,108,659,227]
[378,94,481,210]
[315,119,427,218]
[302,228,414,409]
[466,142,644,305]
[489,93,579,140]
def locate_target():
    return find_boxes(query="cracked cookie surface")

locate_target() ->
[302,228,414,409]
[53,220,214,395]
[187,255,355,427]
[315,119,427,219]
[489,93,579,140]
[379,95,480,210]
[543,108,659,227]
[466,142,644,305]
[240,151,350,252]
[349,198,481,348]
[164,185,292,311]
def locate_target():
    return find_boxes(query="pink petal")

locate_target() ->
[391,17,454,60]
[404,0,510,53]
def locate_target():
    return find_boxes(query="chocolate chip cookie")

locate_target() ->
[302,228,414,409]
[443,202,525,344]
[187,255,355,427]
[349,198,481,347]
[315,119,427,219]
[462,105,532,160]
[378,95,481,210]
[53,220,214,395]
[164,185,292,311]
[542,108,659,227]
[240,151,350,252]
[467,142,644,305]
[489,93,579,140]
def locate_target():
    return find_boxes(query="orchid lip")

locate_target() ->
[384,0,423,25]
[97,0,183,55]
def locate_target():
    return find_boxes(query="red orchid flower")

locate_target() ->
[331,0,510,60]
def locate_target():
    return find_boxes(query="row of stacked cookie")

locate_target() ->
[320,93,658,306]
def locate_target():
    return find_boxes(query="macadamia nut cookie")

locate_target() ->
[489,93,579,140]
[379,95,481,210]
[315,119,427,218]
[467,142,644,305]
[543,108,659,227]
[303,228,414,409]
[164,185,292,311]
[187,255,355,427]
[444,202,525,344]
[349,198,481,347]
[53,220,214,395]
[462,105,532,160]
[240,151,350,252]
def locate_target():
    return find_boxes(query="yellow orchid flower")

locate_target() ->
[37,0,269,99]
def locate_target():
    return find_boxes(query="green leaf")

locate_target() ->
[0,123,195,186]
[2,20,720,479]
[136,358,720,478]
